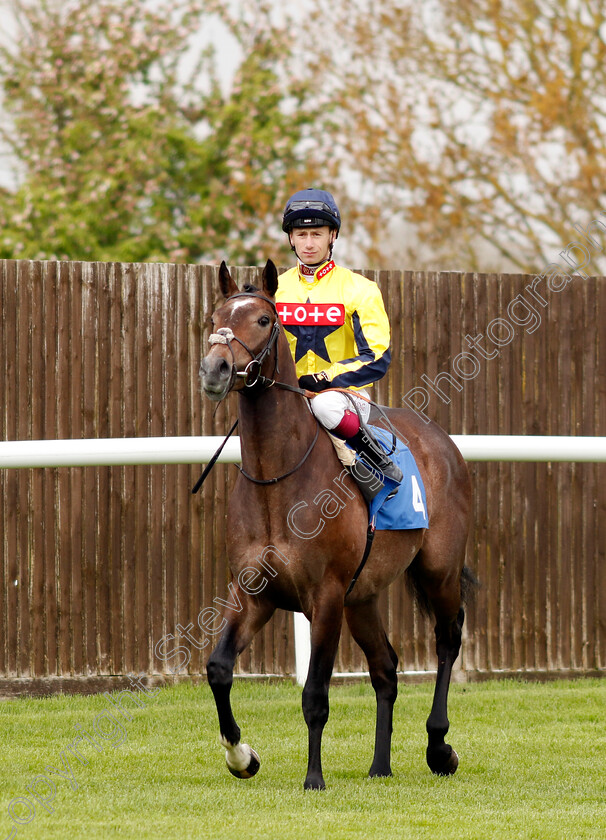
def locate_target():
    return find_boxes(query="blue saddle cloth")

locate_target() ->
[348,424,428,531]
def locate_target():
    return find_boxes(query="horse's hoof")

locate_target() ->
[303,774,326,791]
[427,744,459,776]
[369,765,392,778]
[221,738,261,779]
[227,747,260,779]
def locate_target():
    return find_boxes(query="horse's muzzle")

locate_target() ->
[199,355,233,401]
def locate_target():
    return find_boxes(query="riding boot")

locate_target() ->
[346,428,403,483]
[345,460,384,505]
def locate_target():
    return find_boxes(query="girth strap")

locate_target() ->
[345,524,376,596]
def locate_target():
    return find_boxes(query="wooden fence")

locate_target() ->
[0,259,604,693]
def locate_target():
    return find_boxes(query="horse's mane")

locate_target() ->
[242,283,260,293]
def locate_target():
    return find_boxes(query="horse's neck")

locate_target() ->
[237,338,316,481]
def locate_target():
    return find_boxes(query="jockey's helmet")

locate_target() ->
[282,188,341,235]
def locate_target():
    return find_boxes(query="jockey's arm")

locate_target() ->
[324,280,391,390]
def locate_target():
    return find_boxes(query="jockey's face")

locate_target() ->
[289,226,336,266]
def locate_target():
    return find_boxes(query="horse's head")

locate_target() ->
[200,259,281,401]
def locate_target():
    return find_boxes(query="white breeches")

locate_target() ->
[309,389,371,430]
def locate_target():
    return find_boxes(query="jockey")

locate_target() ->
[276,187,403,485]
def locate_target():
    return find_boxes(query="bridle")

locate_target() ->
[208,292,282,392]
[204,291,319,485]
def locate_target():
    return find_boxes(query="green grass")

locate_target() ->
[0,678,604,839]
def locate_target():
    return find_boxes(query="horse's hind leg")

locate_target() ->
[345,599,398,778]
[426,602,464,775]
[206,591,275,779]
[412,556,466,776]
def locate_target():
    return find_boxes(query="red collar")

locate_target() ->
[298,260,335,281]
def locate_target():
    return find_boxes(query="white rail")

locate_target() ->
[450,435,606,462]
[1,435,606,469]
[0,436,242,469]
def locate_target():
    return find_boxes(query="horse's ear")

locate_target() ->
[261,259,279,298]
[219,261,239,299]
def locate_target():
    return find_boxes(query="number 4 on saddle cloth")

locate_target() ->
[345,424,428,531]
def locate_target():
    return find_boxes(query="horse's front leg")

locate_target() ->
[302,586,344,791]
[206,590,275,779]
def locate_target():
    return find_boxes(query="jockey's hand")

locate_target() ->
[298,372,331,392]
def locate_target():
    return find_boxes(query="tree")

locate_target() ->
[0,0,323,263]
[321,0,606,272]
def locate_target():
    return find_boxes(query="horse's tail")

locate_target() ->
[405,562,479,618]
[460,565,480,606]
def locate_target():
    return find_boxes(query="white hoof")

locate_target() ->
[220,736,261,779]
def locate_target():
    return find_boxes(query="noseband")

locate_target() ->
[208,292,281,390]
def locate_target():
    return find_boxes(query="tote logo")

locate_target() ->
[316,260,335,279]
[277,302,345,326]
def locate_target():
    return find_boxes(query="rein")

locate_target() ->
[239,419,320,485]
[194,291,317,491]
[191,407,319,492]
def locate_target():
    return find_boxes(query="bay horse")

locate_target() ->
[199,259,474,790]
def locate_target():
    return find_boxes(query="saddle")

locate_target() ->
[327,402,428,532]
[327,400,399,505]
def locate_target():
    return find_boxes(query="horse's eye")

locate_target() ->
[258,315,270,327]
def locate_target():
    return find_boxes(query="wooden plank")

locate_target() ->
[160,265,178,673]
[570,280,585,669]
[595,277,606,669]
[68,262,84,675]
[523,271,548,670]
[557,277,573,669]
[448,271,464,434]
[543,276,559,669]
[57,261,73,674]
[397,270,416,671]
[172,264,187,674]
[461,273,479,671]
[148,264,165,674]
[200,265,218,675]
[477,275,493,670]
[387,266,404,671]
[2,262,19,675]
[134,264,151,674]
[413,269,430,671]
[121,264,137,674]
[81,263,100,674]
[16,260,32,676]
[180,264,203,674]
[579,277,595,668]
[480,273,505,669]
[29,259,51,677]
[108,262,124,674]
[508,274,530,670]
[493,274,516,671]
[95,262,112,674]
[387,269,402,408]
[41,262,58,676]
